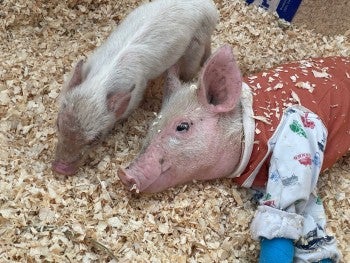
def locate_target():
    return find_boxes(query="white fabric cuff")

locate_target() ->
[294,239,340,263]
[251,205,304,240]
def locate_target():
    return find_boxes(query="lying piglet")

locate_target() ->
[118,45,350,262]
[52,0,218,175]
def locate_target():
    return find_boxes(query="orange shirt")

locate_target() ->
[233,57,350,187]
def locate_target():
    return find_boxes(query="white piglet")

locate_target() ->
[52,0,219,175]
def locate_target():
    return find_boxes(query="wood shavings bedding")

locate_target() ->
[0,0,349,262]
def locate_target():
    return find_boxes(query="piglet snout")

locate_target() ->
[51,160,78,176]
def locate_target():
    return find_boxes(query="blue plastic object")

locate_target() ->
[259,237,294,263]
[245,0,302,22]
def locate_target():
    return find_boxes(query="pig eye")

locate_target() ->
[176,122,190,132]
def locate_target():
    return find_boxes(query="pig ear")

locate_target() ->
[67,59,85,89]
[106,87,134,118]
[198,45,242,113]
[163,64,181,100]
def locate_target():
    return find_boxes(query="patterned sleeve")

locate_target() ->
[251,106,327,240]
[251,106,340,261]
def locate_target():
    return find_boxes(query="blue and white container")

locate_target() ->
[246,0,302,22]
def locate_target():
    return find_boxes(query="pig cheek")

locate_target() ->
[165,138,203,181]
[177,132,218,179]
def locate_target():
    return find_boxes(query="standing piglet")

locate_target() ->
[118,45,350,262]
[52,0,218,175]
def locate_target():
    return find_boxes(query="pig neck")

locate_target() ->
[83,50,147,119]
[228,82,256,178]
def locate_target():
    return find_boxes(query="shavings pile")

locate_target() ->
[1,0,349,262]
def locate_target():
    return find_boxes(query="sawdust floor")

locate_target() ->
[0,0,349,262]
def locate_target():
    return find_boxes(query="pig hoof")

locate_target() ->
[51,161,78,176]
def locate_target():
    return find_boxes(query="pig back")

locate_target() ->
[88,0,218,79]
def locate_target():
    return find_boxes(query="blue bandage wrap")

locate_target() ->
[259,237,294,263]
[315,259,333,263]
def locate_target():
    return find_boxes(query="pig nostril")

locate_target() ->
[159,158,164,165]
